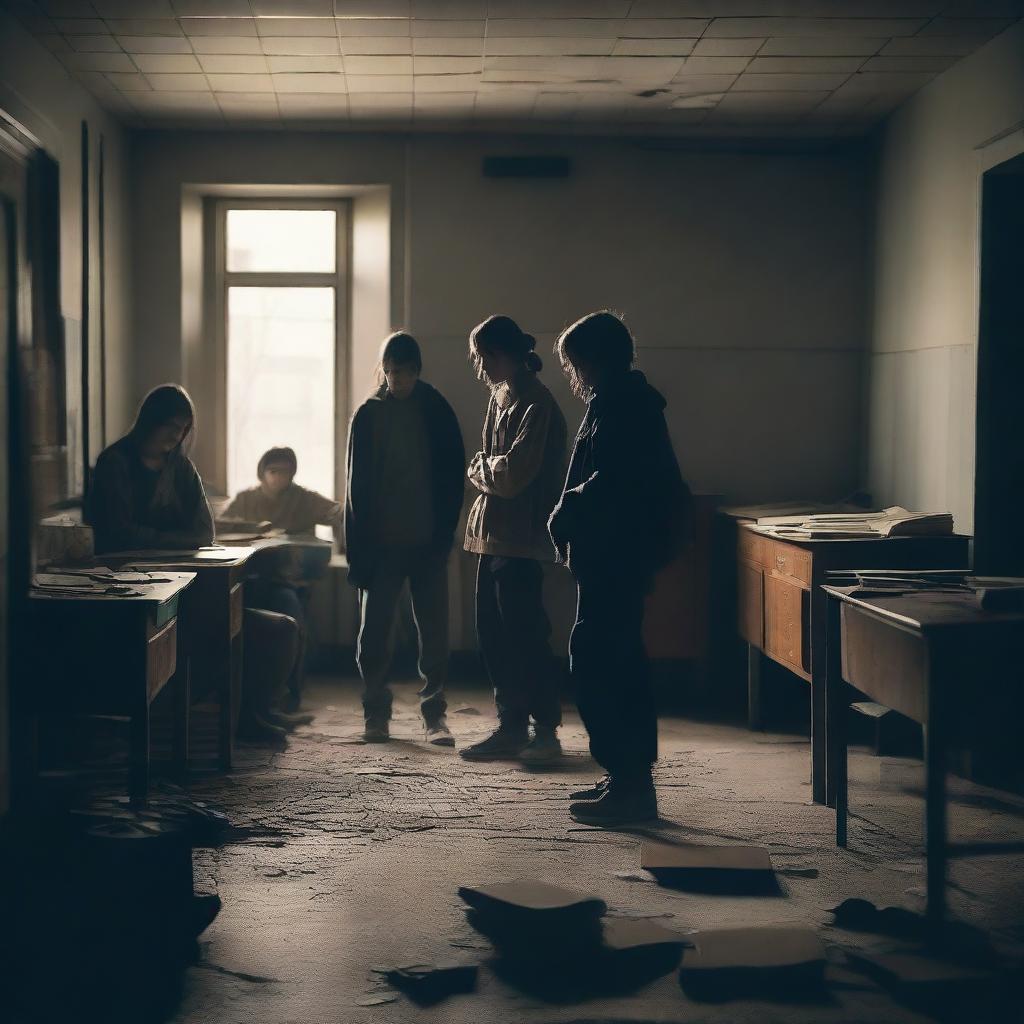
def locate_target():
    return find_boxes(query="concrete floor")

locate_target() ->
[171,674,1024,1024]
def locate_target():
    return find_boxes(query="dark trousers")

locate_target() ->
[357,546,449,725]
[476,555,562,733]
[241,608,300,720]
[246,580,306,699]
[570,574,656,783]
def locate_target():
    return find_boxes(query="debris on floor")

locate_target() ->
[383,963,478,1006]
[641,838,778,893]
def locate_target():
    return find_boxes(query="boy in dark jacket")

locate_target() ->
[345,333,466,746]
[549,311,690,826]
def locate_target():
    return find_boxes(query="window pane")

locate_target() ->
[227,287,335,500]
[226,209,336,273]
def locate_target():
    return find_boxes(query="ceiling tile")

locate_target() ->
[254,17,337,35]
[613,38,697,55]
[881,36,991,56]
[715,89,829,111]
[746,55,864,73]
[862,55,958,73]
[486,19,624,37]
[487,37,616,55]
[733,71,849,90]
[60,50,135,70]
[940,1,1024,12]
[670,73,739,95]
[757,36,887,56]
[605,55,686,80]
[343,54,413,73]
[260,36,340,54]
[251,0,332,14]
[35,34,74,53]
[41,1,100,15]
[271,71,349,91]
[197,54,270,72]
[104,70,151,89]
[67,33,121,51]
[413,72,480,90]
[346,73,413,91]
[205,72,273,89]
[334,17,411,35]
[918,17,1015,35]
[341,36,413,53]
[128,89,220,109]
[487,0,628,14]
[411,36,481,54]
[266,55,345,71]
[412,55,480,72]
[91,0,175,15]
[190,36,264,53]
[345,91,413,108]
[409,18,482,36]
[621,18,710,36]
[671,92,724,109]
[335,0,408,13]
[104,17,181,34]
[180,16,257,36]
[707,17,928,37]
[216,94,280,117]
[170,0,251,14]
[839,70,937,94]
[54,16,105,31]
[133,52,202,71]
[679,55,751,74]
[117,35,193,52]
[691,37,764,56]
[276,92,348,110]
[414,91,474,109]
[146,72,209,89]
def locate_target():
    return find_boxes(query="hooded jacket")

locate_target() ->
[464,373,567,562]
[549,370,690,586]
[345,379,465,588]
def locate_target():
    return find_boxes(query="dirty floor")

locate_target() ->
[171,674,1024,1024]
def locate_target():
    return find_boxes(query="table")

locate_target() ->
[732,522,969,803]
[94,548,256,772]
[26,573,195,805]
[823,583,1024,926]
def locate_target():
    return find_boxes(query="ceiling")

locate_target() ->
[5,1,1022,136]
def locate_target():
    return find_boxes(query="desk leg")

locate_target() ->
[170,656,190,784]
[218,643,233,772]
[130,698,150,807]
[924,647,948,929]
[826,597,848,844]
[747,645,763,731]
[810,586,827,805]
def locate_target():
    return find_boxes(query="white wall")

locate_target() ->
[130,129,870,647]
[866,20,1024,535]
[0,12,134,445]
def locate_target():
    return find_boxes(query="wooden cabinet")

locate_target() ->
[731,520,970,803]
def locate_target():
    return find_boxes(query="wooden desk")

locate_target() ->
[95,548,255,772]
[245,534,334,584]
[27,573,195,805]
[733,523,969,803]
[824,584,1024,926]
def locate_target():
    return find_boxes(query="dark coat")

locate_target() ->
[345,379,466,588]
[87,436,215,555]
[549,370,691,588]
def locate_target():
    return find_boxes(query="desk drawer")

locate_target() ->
[764,573,810,679]
[764,540,812,586]
[737,528,764,567]
[229,582,244,638]
[147,619,177,700]
[737,561,763,647]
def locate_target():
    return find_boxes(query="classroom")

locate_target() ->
[1,2,1023,1022]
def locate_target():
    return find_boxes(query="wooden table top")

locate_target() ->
[98,546,257,570]
[30,571,195,605]
[822,584,1024,635]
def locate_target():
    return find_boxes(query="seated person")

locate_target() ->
[223,447,341,713]
[87,383,214,555]
[87,385,299,744]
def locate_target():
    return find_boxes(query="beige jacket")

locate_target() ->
[464,374,567,562]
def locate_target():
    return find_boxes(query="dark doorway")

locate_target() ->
[974,151,1024,575]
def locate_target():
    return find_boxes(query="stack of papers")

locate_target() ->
[757,506,954,539]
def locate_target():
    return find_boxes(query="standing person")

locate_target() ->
[548,311,691,827]
[345,332,465,746]
[222,446,342,715]
[460,316,568,765]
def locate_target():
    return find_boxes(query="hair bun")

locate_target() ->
[525,351,543,373]
[522,331,537,350]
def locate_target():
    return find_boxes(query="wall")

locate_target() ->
[866,20,1024,535]
[130,129,870,648]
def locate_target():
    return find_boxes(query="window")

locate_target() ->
[217,201,347,499]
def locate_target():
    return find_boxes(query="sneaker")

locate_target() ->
[459,728,529,761]
[519,730,563,766]
[569,779,658,827]
[363,720,390,743]
[570,774,611,802]
[425,717,455,747]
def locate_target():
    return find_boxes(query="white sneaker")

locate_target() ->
[425,717,455,747]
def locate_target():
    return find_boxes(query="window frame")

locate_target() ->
[212,197,350,499]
